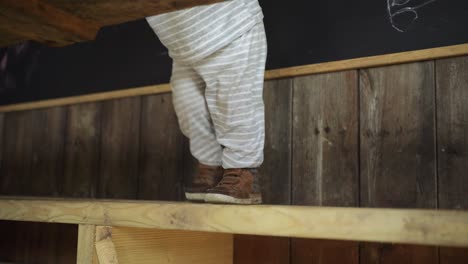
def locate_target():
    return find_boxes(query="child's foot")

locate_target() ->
[185,163,223,202]
[205,168,262,205]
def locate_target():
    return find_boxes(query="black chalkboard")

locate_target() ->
[1,0,468,106]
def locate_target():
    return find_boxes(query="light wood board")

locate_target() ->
[0,197,467,247]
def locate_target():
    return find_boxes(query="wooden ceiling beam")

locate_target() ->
[45,0,225,26]
[0,0,224,47]
[0,0,100,46]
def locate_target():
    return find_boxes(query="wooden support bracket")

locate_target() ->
[77,224,97,264]
[95,226,119,264]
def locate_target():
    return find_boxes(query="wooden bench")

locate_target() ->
[0,197,467,263]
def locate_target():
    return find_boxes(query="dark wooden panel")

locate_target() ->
[292,71,359,264]
[0,221,15,262]
[436,56,468,263]
[138,94,185,201]
[292,239,359,264]
[436,56,468,210]
[29,107,66,196]
[360,244,439,264]
[0,107,71,264]
[234,79,292,264]
[0,112,3,171]
[99,97,141,199]
[234,235,290,264]
[0,111,34,195]
[359,62,437,264]
[439,247,468,264]
[8,222,77,264]
[63,102,102,198]
[260,79,293,205]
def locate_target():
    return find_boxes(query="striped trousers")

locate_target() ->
[171,22,267,169]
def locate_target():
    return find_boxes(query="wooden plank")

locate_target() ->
[292,239,359,264]
[77,225,96,264]
[234,79,292,264]
[112,227,233,264]
[0,0,99,46]
[436,56,468,210]
[63,102,101,198]
[436,56,468,264]
[1,197,468,247]
[0,221,16,263]
[360,62,438,263]
[99,97,141,199]
[0,111,34,195]
[0,112,3,172]
[46,0,224,26]
[0,107,71,264]
[265,43,468,80]
[234,236,289,264]
[440,247,468,264]
[1,44,468,114]
[29,107,66,196]
[292,71,359,264]
[138,94,185,201]
[0,84,171,113]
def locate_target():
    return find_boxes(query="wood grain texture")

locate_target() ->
[360,62,438,263]
[77,225,96,264]
[292,71,359,264]
[292,239,359,264]
[29,107,66,196]
[234,236,290,264]
[63,103,102,198]
[112,227,233,264]
[436,56,468,263]
[46,0,224,26]
[0,107,75,264]
[0,111,34,195]
[99,97,141,199]
[2,197,468,247]
[360,62,436,208]
[0,221,16,262]
[6,222,77,263]
[0,0,99,46]
[95,226,119,264]
[0,113,3,174]
[234,79,292,264]
[138,94,185,201]
[436,56,468,210]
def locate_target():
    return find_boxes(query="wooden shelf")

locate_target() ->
[1,196,467,248]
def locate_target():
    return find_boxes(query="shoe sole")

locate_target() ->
[185,192,206,202]
[204,193,262,205]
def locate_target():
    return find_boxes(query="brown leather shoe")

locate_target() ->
[185,163,223,202]
[204,168,262,204]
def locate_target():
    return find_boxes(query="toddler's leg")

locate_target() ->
[194,23,267,169]
[171,62,223,166]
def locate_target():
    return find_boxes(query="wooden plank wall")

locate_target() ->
[0,56,468,263]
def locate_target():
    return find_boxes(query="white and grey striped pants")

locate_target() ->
[171,22,267,169]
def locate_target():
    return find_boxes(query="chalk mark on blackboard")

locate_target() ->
[387,0,437,32]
